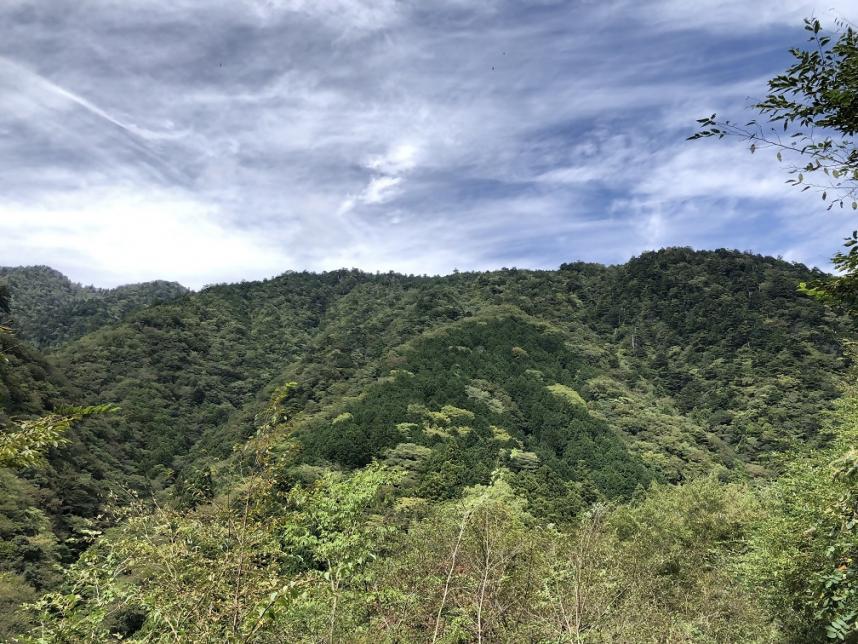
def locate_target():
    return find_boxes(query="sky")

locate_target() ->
[0,0,856,289]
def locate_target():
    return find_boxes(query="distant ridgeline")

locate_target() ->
[0,248,850,636]
[0,265,188,348]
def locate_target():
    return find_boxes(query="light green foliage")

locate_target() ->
[585,375,717,481]
[395,422,418,435]
[30,485,290,642]
[464,380,507,414]
[426,405,476,425]
[368,472,776,642]
[370,473,551,642]
[508,448,540,471]
[0,404,117,469]
[740,384,858,641]
[0,413,77,469]
[383,442,433,484]
[488,425,512,443]
[281,464,403,640]
[569,479,775,642]
[404,404,476,439]
[546,382,587,407]
[31,463,403,642]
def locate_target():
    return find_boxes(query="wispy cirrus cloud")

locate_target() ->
[0,0,854,287]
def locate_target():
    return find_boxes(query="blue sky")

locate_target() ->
[0,0,855,288]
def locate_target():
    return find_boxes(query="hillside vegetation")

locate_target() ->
[0,248,854,641]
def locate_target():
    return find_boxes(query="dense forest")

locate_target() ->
[1,248,856,641]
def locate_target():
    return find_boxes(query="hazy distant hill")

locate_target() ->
[0,265,188,348]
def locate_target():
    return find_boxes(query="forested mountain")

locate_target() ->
[0,266,188,348]
[34,249,845,487]
[1,248,854,641]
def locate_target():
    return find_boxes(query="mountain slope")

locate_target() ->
[0,249,847,522]
[583,248,845,460]
[43,250,849,491]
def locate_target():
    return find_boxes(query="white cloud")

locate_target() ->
[634,143,790,202]
[366,143,420,175]
[248,0,403,33]
[0,188,288,288]
[361,176,402,205]
[630,0,855,33]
